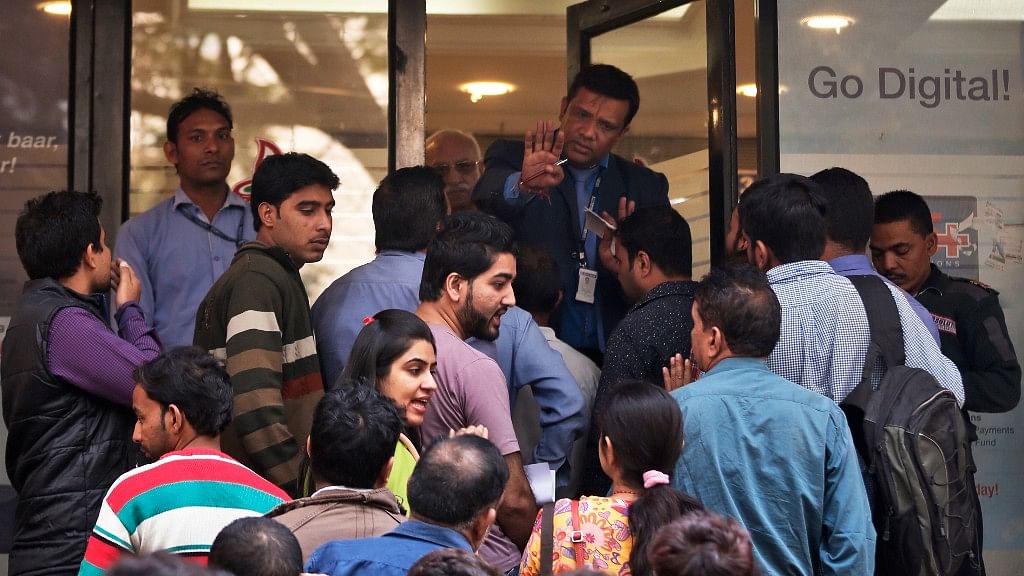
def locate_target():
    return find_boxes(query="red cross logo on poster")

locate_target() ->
[231,138,282,202]
[935,222,969,259]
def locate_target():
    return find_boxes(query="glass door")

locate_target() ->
[567,0,737,275]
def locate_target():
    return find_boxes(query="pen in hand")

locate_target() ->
[520,158,568,187]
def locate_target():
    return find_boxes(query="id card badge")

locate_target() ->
[575,268,598,304]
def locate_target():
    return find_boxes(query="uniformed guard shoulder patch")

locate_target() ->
[951,276,998,295]
[930,312,957,336]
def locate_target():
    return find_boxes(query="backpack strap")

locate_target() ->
[844,275,906,412]
[540,502,555,575]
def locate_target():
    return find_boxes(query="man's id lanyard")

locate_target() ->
[574,175,602,305]
[180,207,247,247]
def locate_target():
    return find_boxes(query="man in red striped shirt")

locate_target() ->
[78,347,289,574]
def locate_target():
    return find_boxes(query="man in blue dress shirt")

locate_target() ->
[312,167,584,484]
[115,88,255,346]
[671,264,875,576]
[737,173,963,404]
[306,435,507,576]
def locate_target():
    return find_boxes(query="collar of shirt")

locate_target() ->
[377,249,426,263]
[172,185,247,213]
[158,447,226,460]
[704,356,770,378]
[312,484,377,497]
[827,254,874,276]
[235,241,302,275]
[631,280,698,313]
[918,263,948,297]
[537,325,557,342]
[391,519,472,551]
[766,260,836,285]
[563,152,611,171]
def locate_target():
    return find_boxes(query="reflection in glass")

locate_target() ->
[591,1,712,277]
[129,7,389,300]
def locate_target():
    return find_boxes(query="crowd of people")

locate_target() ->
[1,62,1019,576]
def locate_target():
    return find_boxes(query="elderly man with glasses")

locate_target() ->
[425,129,484,213]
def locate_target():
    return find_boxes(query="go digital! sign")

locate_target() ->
[807,65,1013,109]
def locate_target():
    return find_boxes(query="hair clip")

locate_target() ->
[362,315,375,326]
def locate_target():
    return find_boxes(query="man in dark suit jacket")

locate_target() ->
[472,64,670,361]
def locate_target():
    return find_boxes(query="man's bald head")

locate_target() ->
[425,129,483,213]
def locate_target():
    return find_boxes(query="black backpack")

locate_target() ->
[842,275,977,576]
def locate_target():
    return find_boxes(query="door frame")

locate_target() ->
[566,0,737,265]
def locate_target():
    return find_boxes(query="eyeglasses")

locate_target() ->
[430,160,481,176]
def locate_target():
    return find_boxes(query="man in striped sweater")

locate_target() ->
[78,347,289,574]
[194,152,337,496]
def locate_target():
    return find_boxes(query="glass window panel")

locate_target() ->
[129,3,388,300]
[777,2,1024,570]
[0,1,70,320]
[0,0,71,550]
[591,1,712,277]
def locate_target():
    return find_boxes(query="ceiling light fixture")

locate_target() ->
[459,81,515,103]
[37,1,71,15]
[736,83,758,98]
[735,84,789,98]
[800,14,854,34]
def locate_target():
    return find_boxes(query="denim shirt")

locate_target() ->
[305,519,472,576]
[672,357,876,576]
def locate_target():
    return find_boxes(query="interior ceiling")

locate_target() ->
[425,0,758,139]
[138,0,764,144]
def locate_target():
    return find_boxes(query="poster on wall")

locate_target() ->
[777,2,1023,573]
[0,2,70,327]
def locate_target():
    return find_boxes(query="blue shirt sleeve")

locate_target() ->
[113,218,156,331]
[820,408,876,575]
[505,312,586,485]
[503,171,524,202]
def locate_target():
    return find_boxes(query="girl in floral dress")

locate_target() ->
[519,381,701,575]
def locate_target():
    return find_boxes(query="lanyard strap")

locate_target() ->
[179,206,246,247]
[576,175,602,268]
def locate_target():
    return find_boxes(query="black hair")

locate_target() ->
[513,245,563,315]
[308,381,404,488]
[208,517,302,576]
[694,265,780,358]
[133,346,233,437]
[15,190,103,280]
[617,206,693,278]
[373,166,447,252]
[568,64,641,127]
[738,173,828,264]
[596,381,702,576]
[874,189,934,236]
[647,510,757,576]
[107,552,215,576]
[419,212,517,302]
[166,87,233,144]
[407,435,509,528]
[250,152,340,231]
[341,308,436,390]
[407,548,502,576]
[810,167,875,252]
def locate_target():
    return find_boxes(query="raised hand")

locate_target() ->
[662,352,696,392]
[519,121,566,198]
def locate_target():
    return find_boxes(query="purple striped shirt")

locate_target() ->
[46,301,161,406]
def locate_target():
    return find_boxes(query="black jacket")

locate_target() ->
[916,264,1021,441]
[1,279,136,575]
[473,139,670,345]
